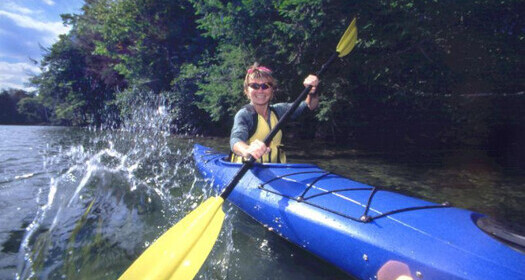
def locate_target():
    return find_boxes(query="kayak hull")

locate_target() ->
[193,144,525,279]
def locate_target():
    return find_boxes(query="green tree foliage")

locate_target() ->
[90,0,206,92]
[168,63,215,134]
[188,0,351,127]
[185,0,523,148]
[0,89,30,124]
[30,0,207,127]
[0,89,48,124]
[348,0,524,148]
[17,95,48,124]
[27,0,523,150]
[31,32,111,126]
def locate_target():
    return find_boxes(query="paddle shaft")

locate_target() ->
[220,53,339,199]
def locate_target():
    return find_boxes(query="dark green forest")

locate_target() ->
[0,88,47,124]
[2,0,524,155]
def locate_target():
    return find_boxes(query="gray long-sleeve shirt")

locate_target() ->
[230,101,309,150]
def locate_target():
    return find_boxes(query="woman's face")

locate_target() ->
[246,78,273,106]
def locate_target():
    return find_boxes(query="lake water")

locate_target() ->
[1,121,523,279]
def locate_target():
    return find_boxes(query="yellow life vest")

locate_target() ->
[231,108,286,163]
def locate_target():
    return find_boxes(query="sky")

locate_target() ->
[0,0,85,91]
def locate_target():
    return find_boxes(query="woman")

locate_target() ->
[230,63,319,163]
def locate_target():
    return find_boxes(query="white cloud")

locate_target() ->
[0,1,83,92]
[3,2,35,15]
[0,10,70,37]
[0,61,41,91]
[42,0,56,6]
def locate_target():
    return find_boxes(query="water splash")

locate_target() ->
[15,94,211,280]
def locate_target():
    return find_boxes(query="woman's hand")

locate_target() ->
[303,74,320,95]
[234,139,270,160]
[304,74,320,110]
[245,140,270,160]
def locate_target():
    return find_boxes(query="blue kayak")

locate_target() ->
[193,144,525,279]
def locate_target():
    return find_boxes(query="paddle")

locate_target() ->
[119,17,358,280]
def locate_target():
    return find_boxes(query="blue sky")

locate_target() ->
[0,0,85,91]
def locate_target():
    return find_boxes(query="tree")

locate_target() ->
[90,0,207,92]
[31,33,106,125]
[0,89,32,124]
[17,96,48,124]
[26,0,524,150]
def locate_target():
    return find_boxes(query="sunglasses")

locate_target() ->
[248,82,272,90]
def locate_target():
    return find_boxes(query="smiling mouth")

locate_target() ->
[254,93,268,100]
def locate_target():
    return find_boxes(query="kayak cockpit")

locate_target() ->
[476,215,525,253]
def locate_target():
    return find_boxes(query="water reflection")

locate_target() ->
[285,142,525,230]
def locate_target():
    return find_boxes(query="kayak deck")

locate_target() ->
[256,168,452,223]
[193,144,525,280]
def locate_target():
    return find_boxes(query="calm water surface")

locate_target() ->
[0,122,523,279]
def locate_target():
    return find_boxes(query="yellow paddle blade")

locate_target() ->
[119,196,225,280]
[336,17,358,57]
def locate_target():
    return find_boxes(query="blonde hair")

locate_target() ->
[243,63,277,94]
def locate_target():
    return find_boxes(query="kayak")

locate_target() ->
[193,144,525,279]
